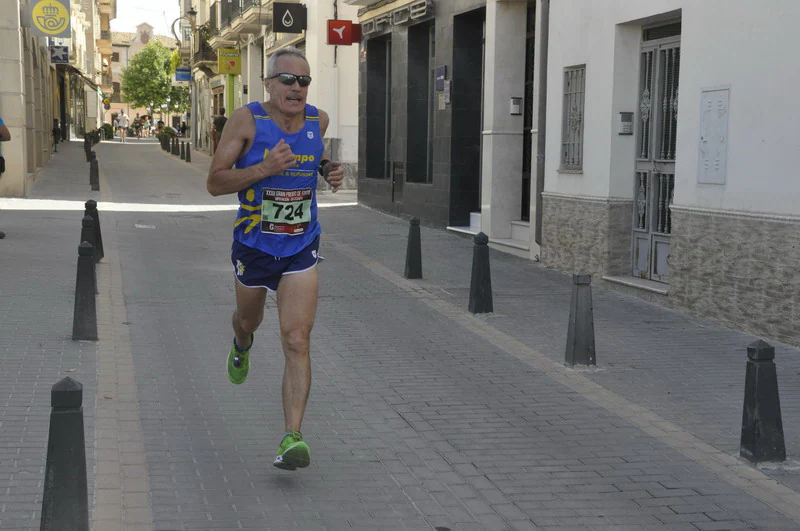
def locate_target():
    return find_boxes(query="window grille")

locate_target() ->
[561,65,585,169]
[657,47,679,160]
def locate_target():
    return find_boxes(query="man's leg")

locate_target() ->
[276,268,318,432]
[233,276,267,348]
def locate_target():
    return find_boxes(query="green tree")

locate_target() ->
[121,41,190,114]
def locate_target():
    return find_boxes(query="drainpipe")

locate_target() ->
[534,0,549,245]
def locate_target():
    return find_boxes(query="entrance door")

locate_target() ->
[632,28,680,282]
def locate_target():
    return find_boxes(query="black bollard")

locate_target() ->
[468,232,493,314]
[404,218,422,279]
[564,274,596,366]
[180,141,186,160]
[185,142,192,162]
[172,138,179,156]
[84,200,104,262]
[72,242,97,341]
[83,138,90,161]
[40,377,89,531]
[89,159,99,192]
[740,340,786,464]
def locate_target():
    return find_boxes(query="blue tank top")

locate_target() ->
[233,102,324,257]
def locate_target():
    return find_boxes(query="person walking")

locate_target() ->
[211,107,227,153]
[0,116,10,239]
[117,111,129,142]
[206,46,344,471]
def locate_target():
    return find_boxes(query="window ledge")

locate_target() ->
[602,275,669,295]
[558,168,583,174]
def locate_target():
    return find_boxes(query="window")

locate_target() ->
[406,21,434,183]
[560,65,585,170]
[111,52,119,62]
[111,82,121,103]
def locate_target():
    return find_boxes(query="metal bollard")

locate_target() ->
[468,232,493,314]
[72,242,97,341]
[404,218,422,279]
[740,340,786,463]
[40,377,89,531]
[84,200,104,262]
[180,141,186,160]
[185,142,192,162]
[564,274,596,367]
[172,137,179,156]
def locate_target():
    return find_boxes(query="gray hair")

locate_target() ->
[266,46,309,78]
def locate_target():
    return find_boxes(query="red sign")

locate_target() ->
[327,20,360,45]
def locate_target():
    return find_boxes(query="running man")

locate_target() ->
[206,46,344,471]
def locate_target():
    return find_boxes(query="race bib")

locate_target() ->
[261,188,312,235]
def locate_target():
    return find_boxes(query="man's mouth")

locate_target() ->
[287,96,302,103]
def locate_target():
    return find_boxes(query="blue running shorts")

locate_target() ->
[231,236,320,290]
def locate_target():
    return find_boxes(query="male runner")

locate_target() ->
[207,46,344,471]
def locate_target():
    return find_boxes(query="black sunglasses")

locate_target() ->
[270,73,312,87]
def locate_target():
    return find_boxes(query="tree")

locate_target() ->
[121,41,190,115]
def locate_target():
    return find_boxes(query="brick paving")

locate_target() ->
[0,139,799,530]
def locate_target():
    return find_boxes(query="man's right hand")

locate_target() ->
[259,139,296,177]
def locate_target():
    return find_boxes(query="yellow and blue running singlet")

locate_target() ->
[233,102,324,258]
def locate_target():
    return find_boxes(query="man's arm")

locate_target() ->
[0,125,10,142]
[318,109,344,192]
[207,107,298,196]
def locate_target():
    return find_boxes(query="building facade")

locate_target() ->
[185,0,360,187]
[1,0,114,197]
[354,0,800,347]
[109,24,182,126]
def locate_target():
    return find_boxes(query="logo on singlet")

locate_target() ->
[307,131,314,139]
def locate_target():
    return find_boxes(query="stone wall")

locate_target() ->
[670,207,800,346]
[541,193,633,278]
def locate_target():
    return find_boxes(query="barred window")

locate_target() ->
[561,65,585,170]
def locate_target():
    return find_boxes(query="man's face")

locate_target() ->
[265,55,310,117]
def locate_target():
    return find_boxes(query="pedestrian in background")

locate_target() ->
[211,107,226,153]
[0,116,11,239]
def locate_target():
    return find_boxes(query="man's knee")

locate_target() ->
[281,328,311,356]
[236,311,263,334]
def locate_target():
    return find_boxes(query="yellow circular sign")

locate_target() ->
[103,98,111,105]
[32,0,69,36]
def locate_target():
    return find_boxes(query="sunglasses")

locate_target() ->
[270,73,312,87]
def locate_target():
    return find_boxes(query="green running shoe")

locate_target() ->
[273,430,311,470]
[226,335,253,385]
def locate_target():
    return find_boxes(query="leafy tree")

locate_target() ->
[121,41,190,114]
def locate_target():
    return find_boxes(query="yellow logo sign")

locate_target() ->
[32,0,69,36]
[217,48,241,75]
[103,97,111,105]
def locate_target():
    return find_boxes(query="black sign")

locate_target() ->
[273,3,307,34]
[434,65,447,91]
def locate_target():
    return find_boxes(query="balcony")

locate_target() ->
[231,0,271,35]
[208,2,236,48]
[96,29,112,55]
[193,48,217,67]
[219,0,239,41]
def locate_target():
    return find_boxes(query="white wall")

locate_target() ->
[304,1,360,163]
[546,0,800,216]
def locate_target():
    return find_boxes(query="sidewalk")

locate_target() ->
[1,139,799,530]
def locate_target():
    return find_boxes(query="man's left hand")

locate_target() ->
[323,162,344,193]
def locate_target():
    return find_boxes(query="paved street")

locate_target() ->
[2,138,800,530]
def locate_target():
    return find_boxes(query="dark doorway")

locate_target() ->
[366,35,392,182]
[450,7,485,227]
[521,4,535,221]
[407,21,434,184]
